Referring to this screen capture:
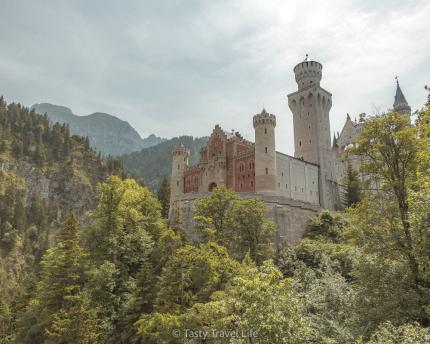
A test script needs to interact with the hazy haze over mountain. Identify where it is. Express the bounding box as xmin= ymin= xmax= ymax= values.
xmin=32 ymin=103 xmax=165 ymax=156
